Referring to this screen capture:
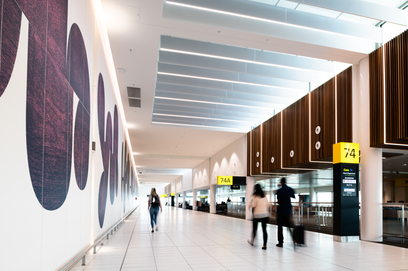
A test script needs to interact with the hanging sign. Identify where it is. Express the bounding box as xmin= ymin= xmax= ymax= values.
xmin=333 ymin=142 xmax=359 ymax=164
xmin=217 ymin=176 xmax=233 ymax=185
